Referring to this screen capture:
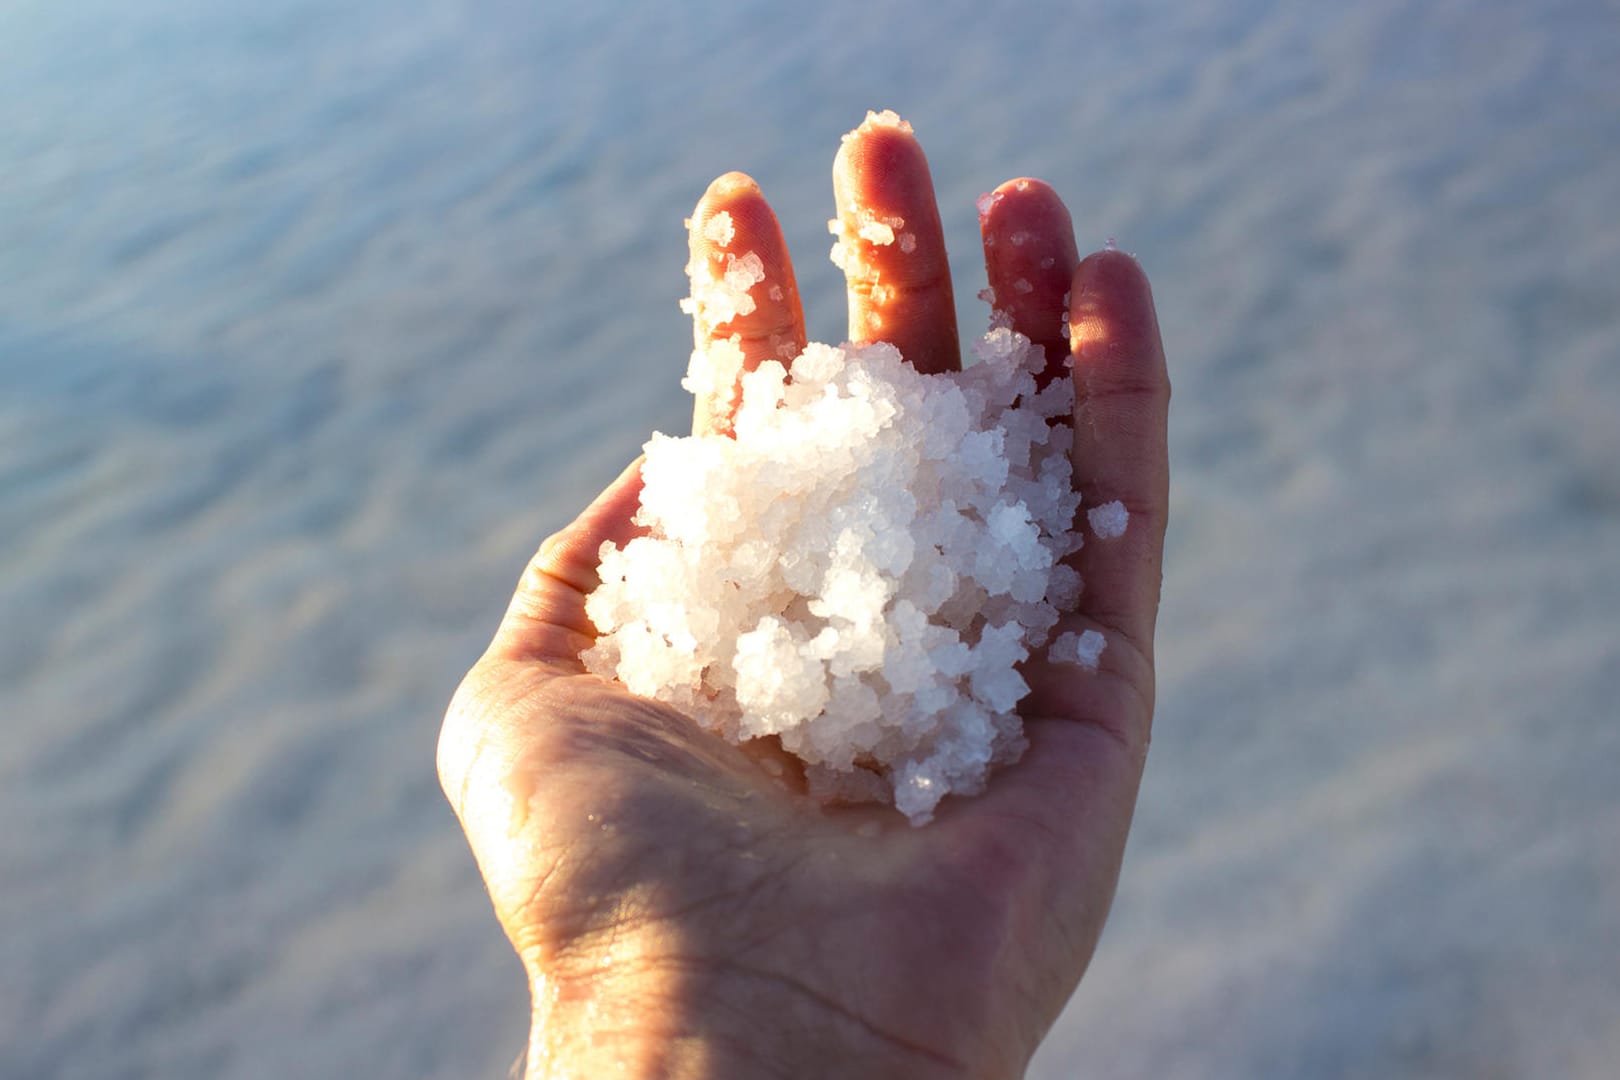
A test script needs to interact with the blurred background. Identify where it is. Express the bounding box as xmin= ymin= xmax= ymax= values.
xmin=2 ymin=1 xmax=1617 ymax=1076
